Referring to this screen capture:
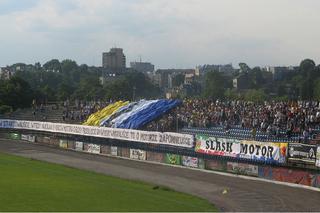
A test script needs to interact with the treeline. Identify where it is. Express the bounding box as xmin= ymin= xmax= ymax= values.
xmin=203 ymin=59 xmax=320 ymax=102
xmin=0 ymin=59 xmax=160 ymax=114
